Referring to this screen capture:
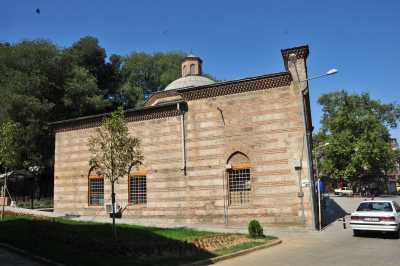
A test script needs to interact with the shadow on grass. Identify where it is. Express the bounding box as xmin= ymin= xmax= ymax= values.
xmin=0 ymin=216 xmax=214 ymax=266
